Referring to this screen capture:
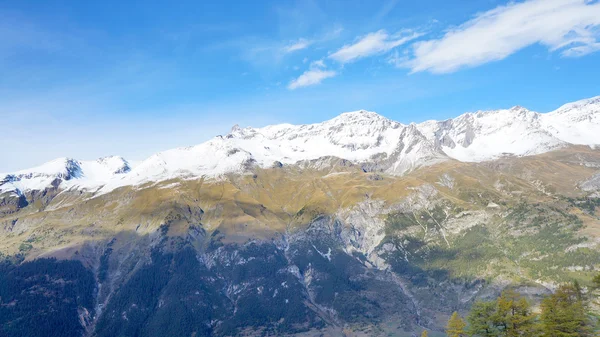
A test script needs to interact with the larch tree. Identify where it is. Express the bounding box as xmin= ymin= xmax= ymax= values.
xmin=496 ymin=289 xmax=537 ymax=337
xmin=467 ymin=300 xmax=499 ymax=337
xmin=446 ymin=311 xmax=467 ymax=337
xmin=540 ymin=284 xmax=590 ymax=337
